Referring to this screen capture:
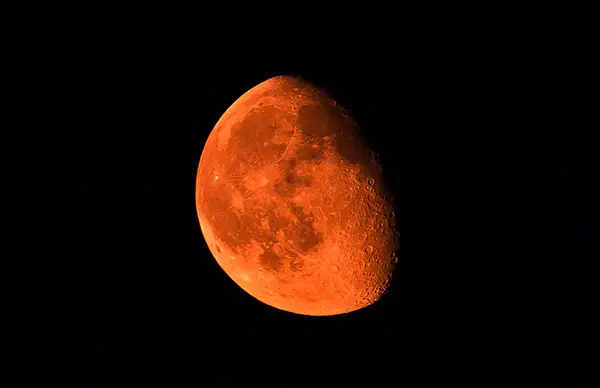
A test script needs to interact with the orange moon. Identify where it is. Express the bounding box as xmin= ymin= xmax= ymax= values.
xmin=195 ymin=75 xmax=399 ymax=316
